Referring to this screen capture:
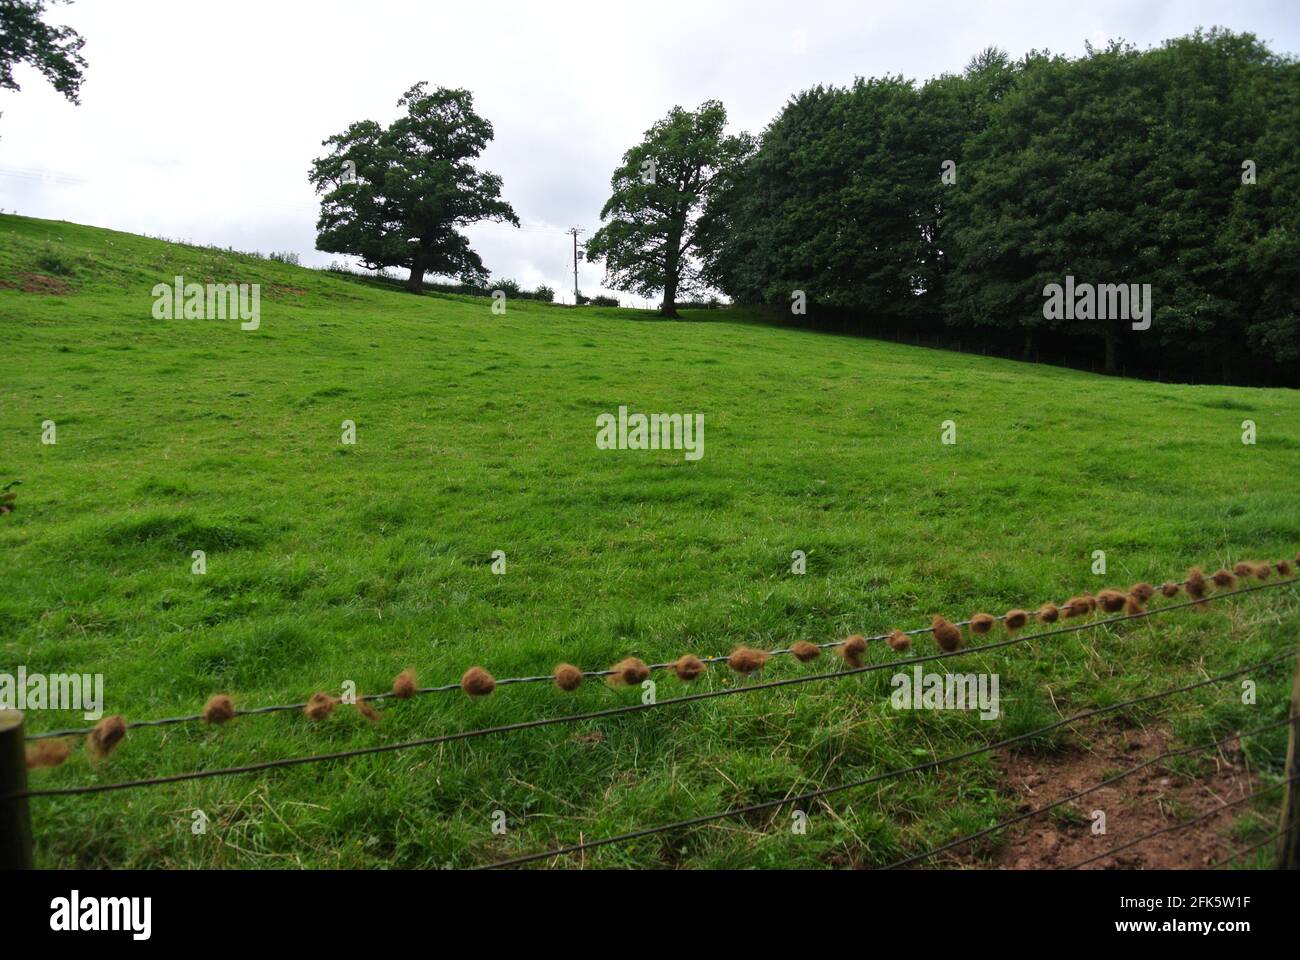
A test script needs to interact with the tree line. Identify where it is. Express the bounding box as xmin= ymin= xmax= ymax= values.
xmin=692 ymin=30 xmax=1298 ymax=385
